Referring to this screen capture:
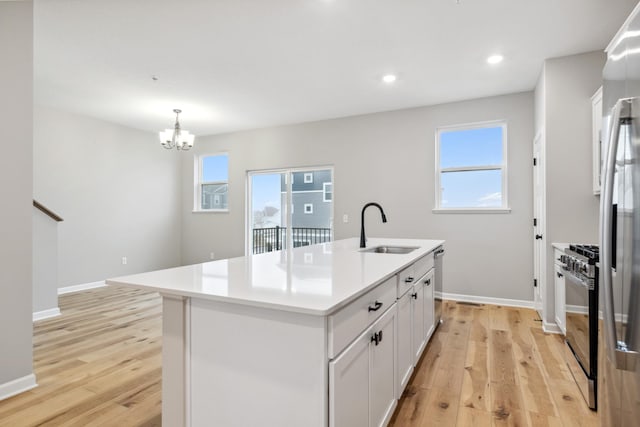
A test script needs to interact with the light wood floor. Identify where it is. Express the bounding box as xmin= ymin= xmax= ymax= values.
xmin=0 ymin=286 xmax=162 ymax=426
xmin=390 ymin=301 xmax=598 ymax=427
xmin=0 ymin=286 xmax=597 ymax=426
